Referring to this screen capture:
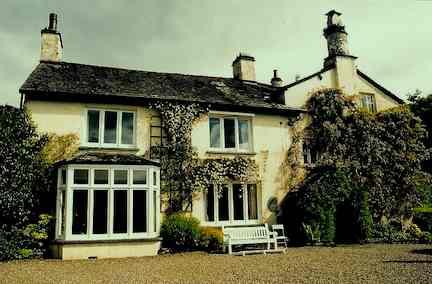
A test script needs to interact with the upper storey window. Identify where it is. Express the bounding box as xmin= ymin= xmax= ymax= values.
xmin=86 ymin=109 xmax=136 ymax=148
xmin=209 ymin=116 xmax=252 ymax=152
xmin=361 ymin=94 xmax=377 ymax=113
